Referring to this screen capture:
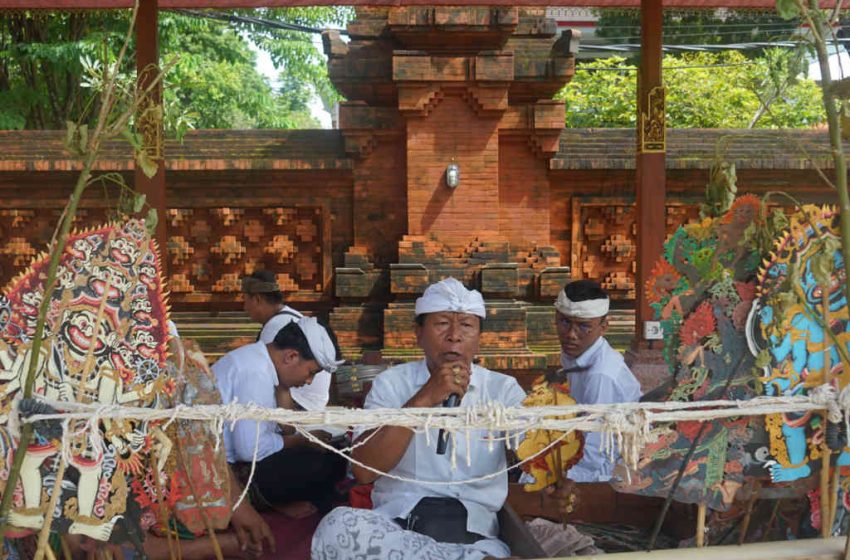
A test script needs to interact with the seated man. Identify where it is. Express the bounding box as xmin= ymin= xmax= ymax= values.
xmin=241 ymin=270 xmax=331 ymax=411
xmin=555 ymin=280 xmax=642 ymax=483
xmin=213 ymin=318 xmax=346 ymax=518
xmin=313 ymin=278 xmax=573 ymax=560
